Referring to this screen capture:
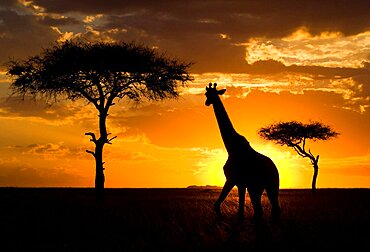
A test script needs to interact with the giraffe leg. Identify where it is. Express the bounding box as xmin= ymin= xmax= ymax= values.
xmin=266 ymin=186 xmax=281 ymax=222
xmin=214 ymin=180 xmax=234 ymax=216
xmin=248 ymin=187 xmax=264 ymax=221
xmin=237 ymin=186 xmax=246 ymax=223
